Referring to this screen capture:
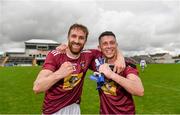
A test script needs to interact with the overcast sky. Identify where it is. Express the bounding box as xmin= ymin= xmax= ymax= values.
xmin=0 ymin=0 xmax=179 ymax=56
